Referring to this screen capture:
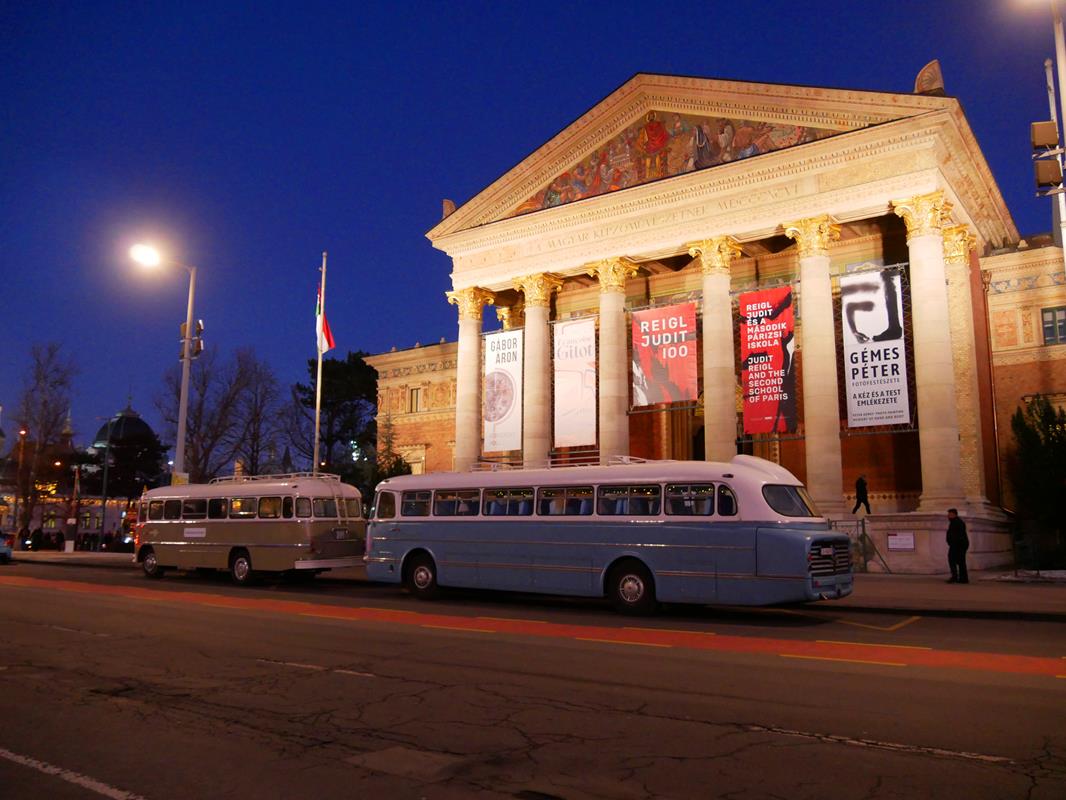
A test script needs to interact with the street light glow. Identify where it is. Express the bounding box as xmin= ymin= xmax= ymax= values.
xmin=130 ymin=244 xmax=162 ymax=267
